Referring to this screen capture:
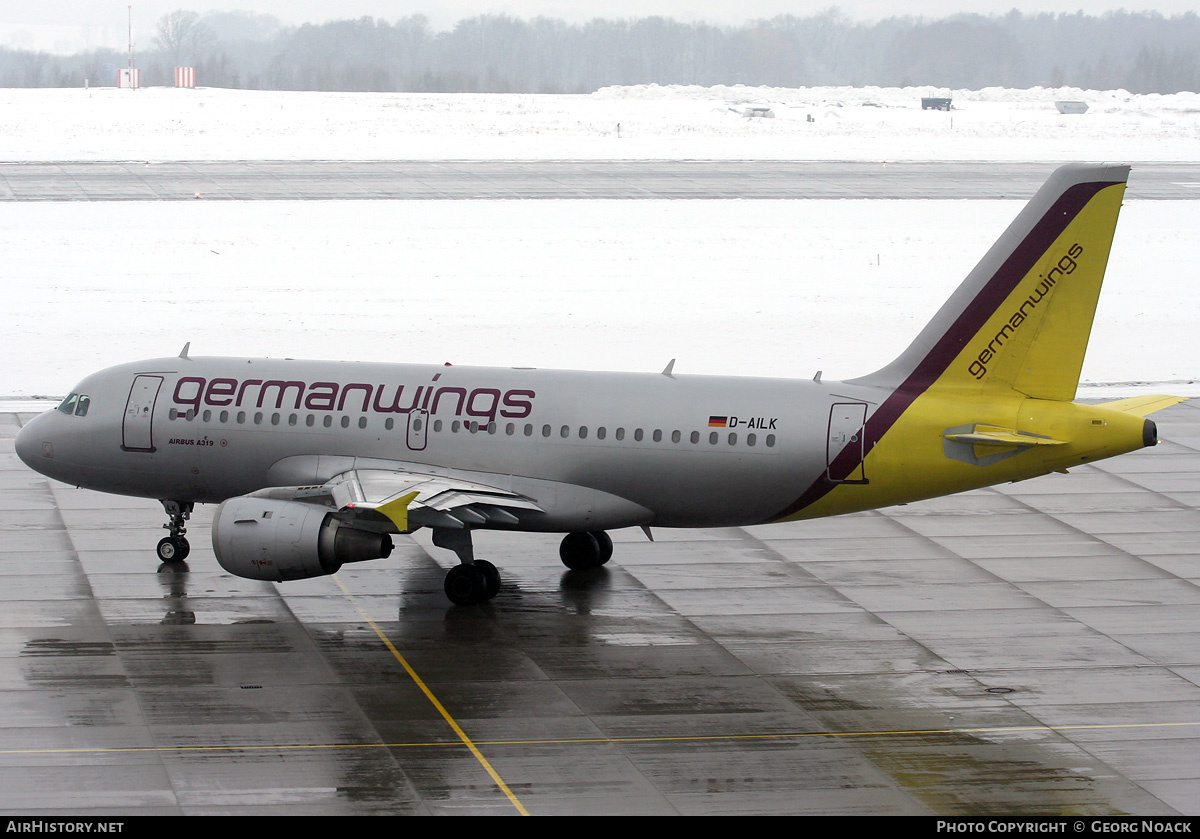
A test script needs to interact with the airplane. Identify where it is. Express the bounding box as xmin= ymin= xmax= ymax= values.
xmin=14 ymin=163 xmax=1186 ymax=605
